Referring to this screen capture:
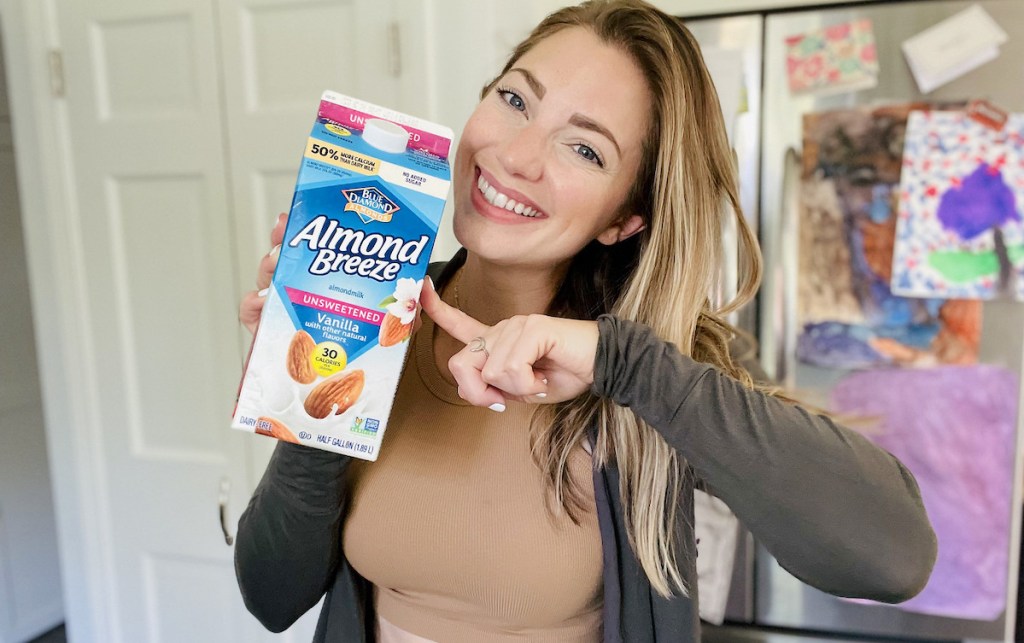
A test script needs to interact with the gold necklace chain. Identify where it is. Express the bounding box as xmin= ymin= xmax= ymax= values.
xmin=451 ymin=269 xmax=463 ymax=311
